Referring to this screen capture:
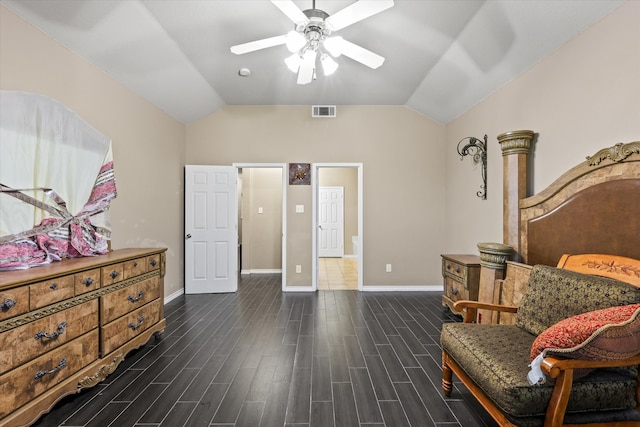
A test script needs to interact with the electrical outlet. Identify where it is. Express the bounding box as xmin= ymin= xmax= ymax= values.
xmin=296 ymin=265 xmax=302 ymax=273
xmin=386 ymin=264 xmax=392 ymax=272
